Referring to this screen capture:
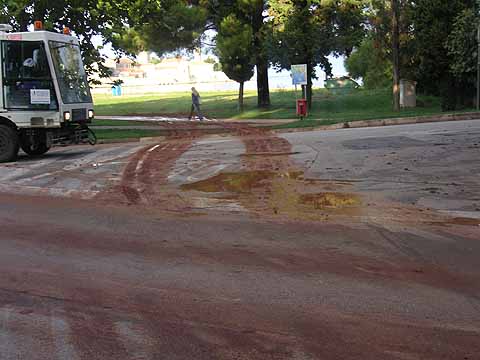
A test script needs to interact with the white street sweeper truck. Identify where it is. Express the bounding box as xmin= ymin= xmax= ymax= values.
xmin=0 ymin=21 xmax=96 ymax=162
